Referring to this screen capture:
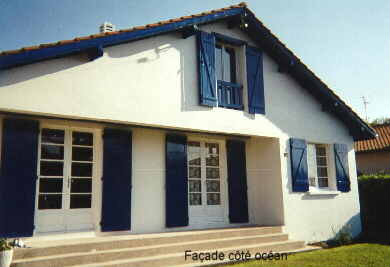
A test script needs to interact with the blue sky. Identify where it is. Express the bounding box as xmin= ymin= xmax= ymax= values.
xmin=1 ymin=0 xmax=389 ymax=121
